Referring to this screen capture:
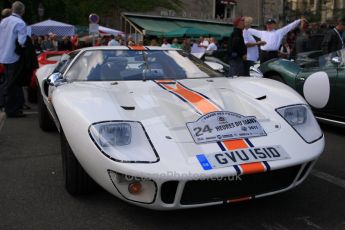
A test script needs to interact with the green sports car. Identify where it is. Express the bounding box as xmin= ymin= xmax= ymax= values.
xmin=259 ymin=49 xmax=345 ymax=126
